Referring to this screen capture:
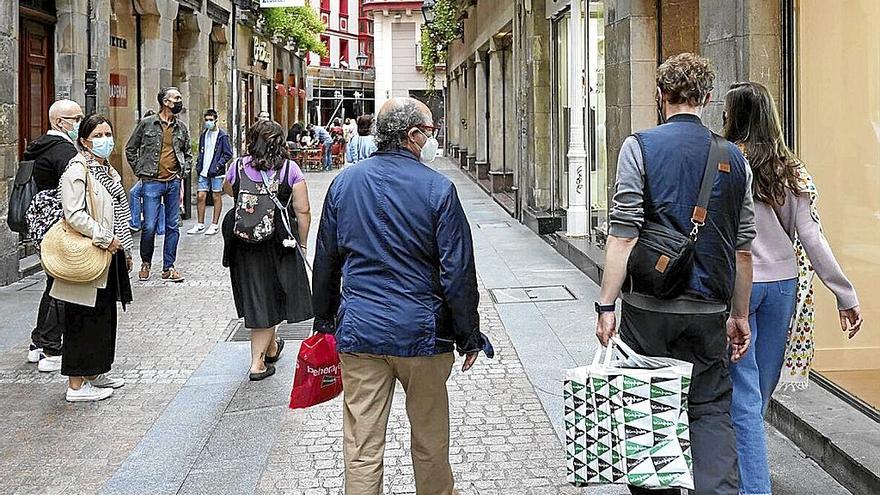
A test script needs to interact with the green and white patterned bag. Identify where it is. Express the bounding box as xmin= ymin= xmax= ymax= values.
xmin=563 ymin=337 xmax=694 ymax=489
